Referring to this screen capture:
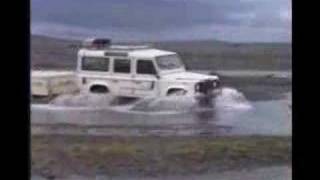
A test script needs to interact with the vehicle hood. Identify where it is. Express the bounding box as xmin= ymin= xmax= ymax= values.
xmin=162 ymin=72 xmax=219 ymax=82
